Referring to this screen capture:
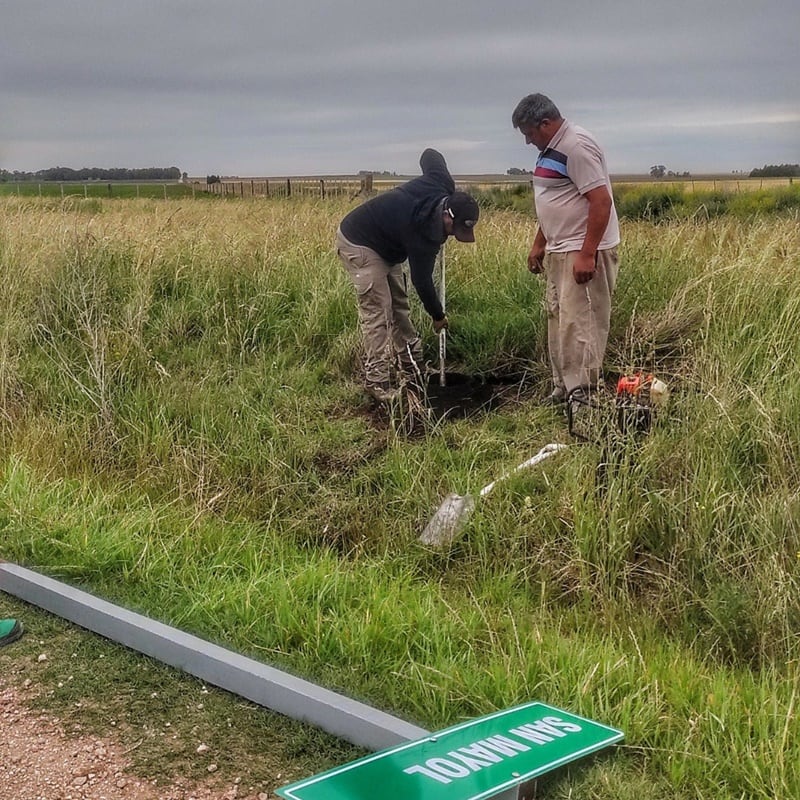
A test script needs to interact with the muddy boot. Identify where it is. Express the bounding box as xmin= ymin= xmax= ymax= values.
xmin=540 ymin=386 xmax=567 ymax=406
xmin=365 ymin=380 xmax=400 ymax=403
